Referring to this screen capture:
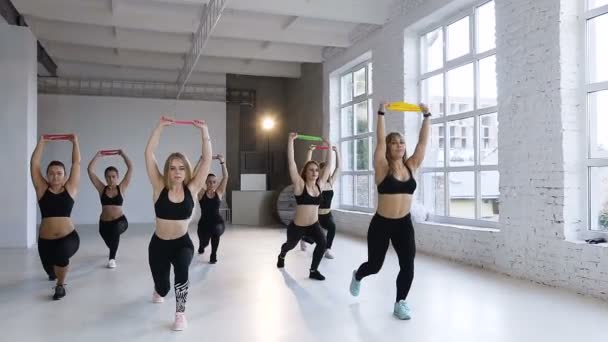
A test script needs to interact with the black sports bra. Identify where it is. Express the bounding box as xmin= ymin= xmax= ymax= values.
xmin=154 ymin=185 xmax=194 ymax=220
xmin=294 ymin=184 xmax=322 ymax=205
xmin=199 ymin=192 xmax=221 ymax=220
xmin=100 ymin=186 xmax=123 ymax=206
xmin=319 ymin=189 xmax=334 ymax=209
xmin=38 ymin=188 xmax=74 ymax=218
xmin=377 ymin=163 xmax=417 ymax=195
